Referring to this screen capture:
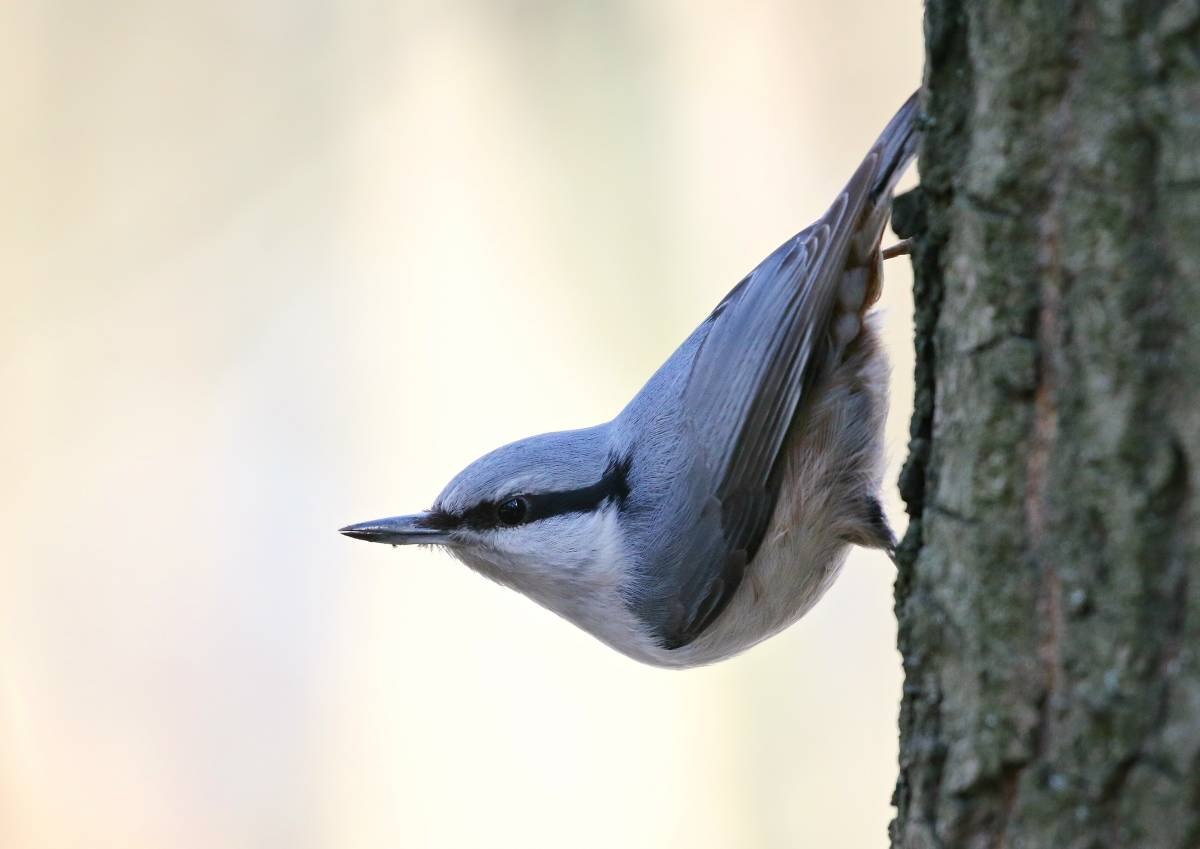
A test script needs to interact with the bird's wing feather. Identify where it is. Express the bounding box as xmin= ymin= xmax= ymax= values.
xmin=636 ymin=93 xmax=919 ymax=650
